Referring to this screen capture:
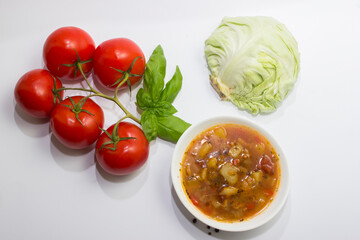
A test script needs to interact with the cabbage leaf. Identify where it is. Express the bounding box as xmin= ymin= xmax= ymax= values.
xmin=205 ymin=16 xmax=300 ymax=114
